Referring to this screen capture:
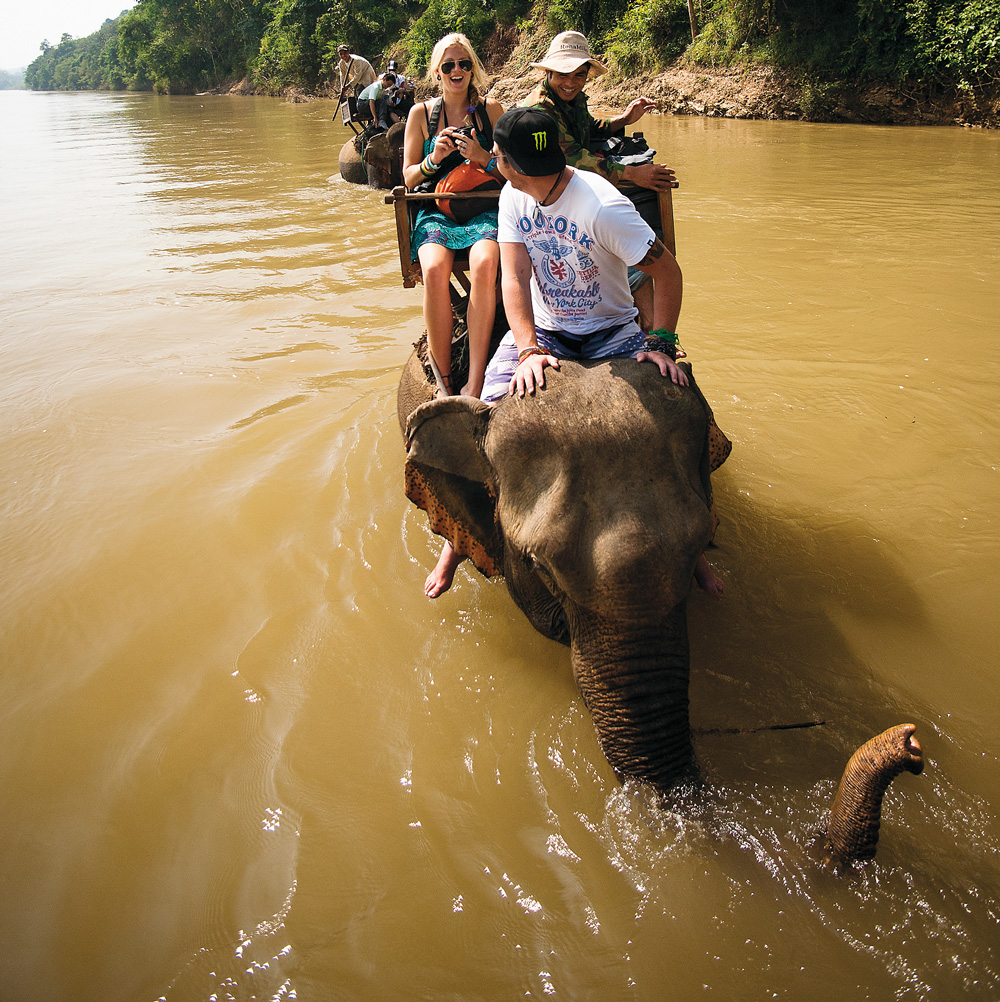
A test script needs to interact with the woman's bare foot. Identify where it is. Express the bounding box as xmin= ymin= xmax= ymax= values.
xmin=425 ymin=541 xmax=462 ymax=598
xmin=694 ymin=553 xmax=724 ymax=596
